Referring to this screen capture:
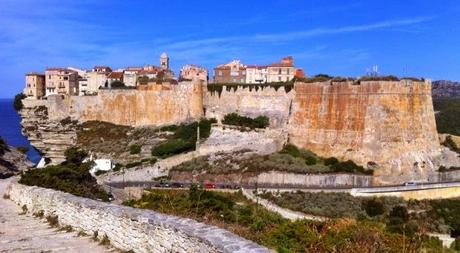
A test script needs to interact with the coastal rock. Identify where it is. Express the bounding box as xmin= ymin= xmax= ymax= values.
xmin=0 ymin=139 xmax=33 ymax=178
